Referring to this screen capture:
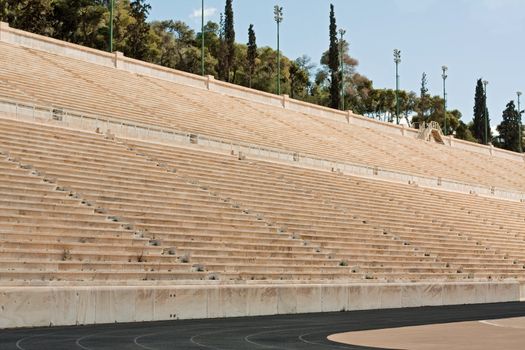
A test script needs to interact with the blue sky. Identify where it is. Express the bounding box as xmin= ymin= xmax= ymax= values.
xmin=148 ymin=0 xmax=525 ymax=127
